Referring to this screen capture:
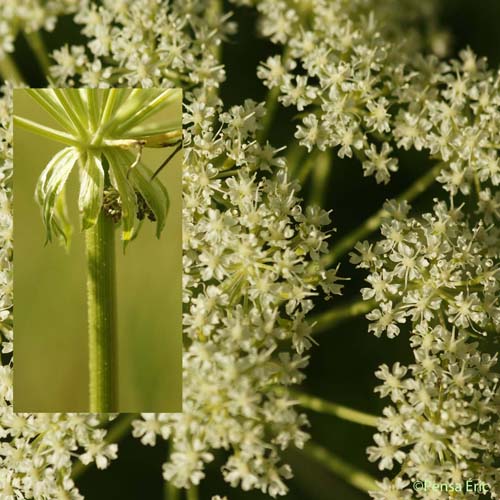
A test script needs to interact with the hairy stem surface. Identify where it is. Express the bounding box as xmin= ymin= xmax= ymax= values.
xmin=86 ymin=211 xmax=117 ymax=412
